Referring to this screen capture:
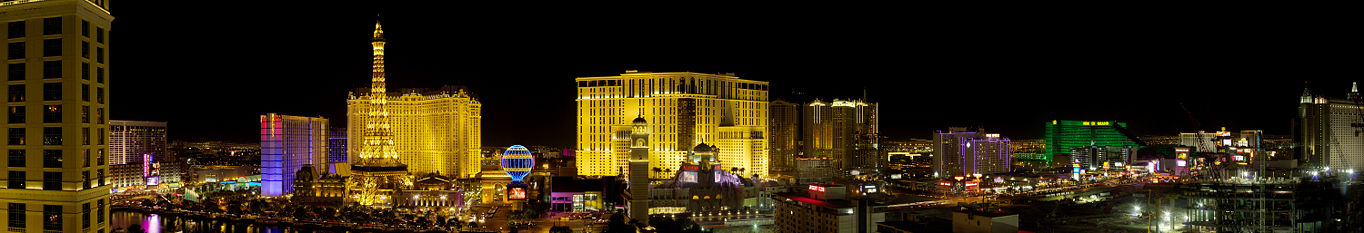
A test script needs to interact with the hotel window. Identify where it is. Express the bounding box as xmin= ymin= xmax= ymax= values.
xmin=42 ymin=172 xmax=60 ymax=190
xmin=83 ymin=149 xmax=89 ymax=167
xmin=4 ymin=85 xmax=18 ymax=102
xmin=81 ymin=20 xmax=89 ymax=37
xmin=7 ymin=171 xmax=24 ymax=189
xmin=43 ymin=83 xmax=60 ymax=100
xmin=81 ymin=84 xmax=88 ymax=101
xmin=96 ymin=149 xmax=104 ymax=166
xmin=96 ymin=47 xmax=103 ymax=63
xmin=42 ymin=127 xmax=60 ymax=146
xmin=8 ymin=128 xmax=23 ymax=145
xmin=8 ymin=42 xmax=24 ymax=59
xmin=42 ymin=17 xmax=61 ymax=35
xmin=6 ymin=203 xmax=22 ymax=230
xmin=42 ymin=205 xmax=60 ymax=231
xmin=97 ymin=199 xmax=104 ymax=223
xmin=81 ymin=62 xmax=89 ymax=79
xmin=7 ymin=21 xmax=24 ymax=38
xmin=81 ymin=42 xmax=89 ymax=59
xmin=96 ymin=87 xmax=103 ymax=104
xmin=96 ymin=108 xmax=103 ymax=124
xmin=42 ymin=150 xmax=60 ymax=168
xmin=42 ymin=61 xmax=60 ymax=78
xmin=82 ymin=127 xmax=88 ymax=145
xmin=7 ymin=150 xmax=22 ymax=167
xmin=96 ymin=128 xmax=103 ymax=144
xmin=96 ymin=168 xmax=104 ymax=185
xmin=7 ymin=106 xmax=22 ymax=123
xmin=44 ymin=105 xmax=60 ymax=123
xmin=95 ymin=28 xmax=103 ymax=43
xmin=81 ymin=203 xmax=90 ymax=229
xmin=81 ymin=106 xmax=88 ymax=123
xmin=7 ymin=63 xmax=22 ymax=81
xmin=42 ymin=39 xmax=60 ymax=57
xmin=81 ymin=171 xmax=89 ymax=190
